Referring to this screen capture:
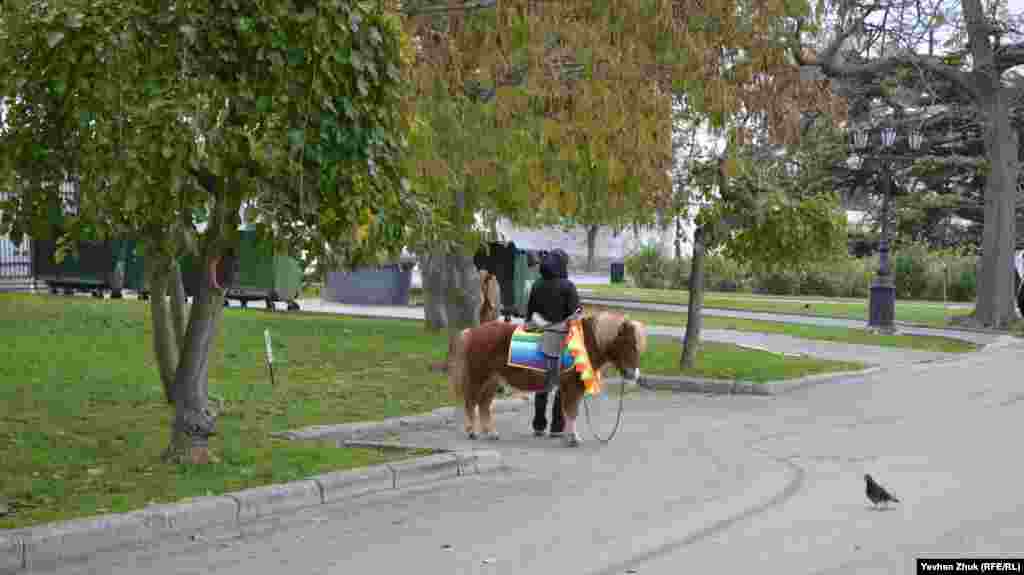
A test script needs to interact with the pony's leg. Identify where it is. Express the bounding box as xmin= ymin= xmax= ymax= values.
xmin=478 ymin=375 xmax=500 ymax=440
xmin=463 ymin=394 xmax=479 ymax=439
xmin=560 ymin=381 xmax=585 ymax=447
